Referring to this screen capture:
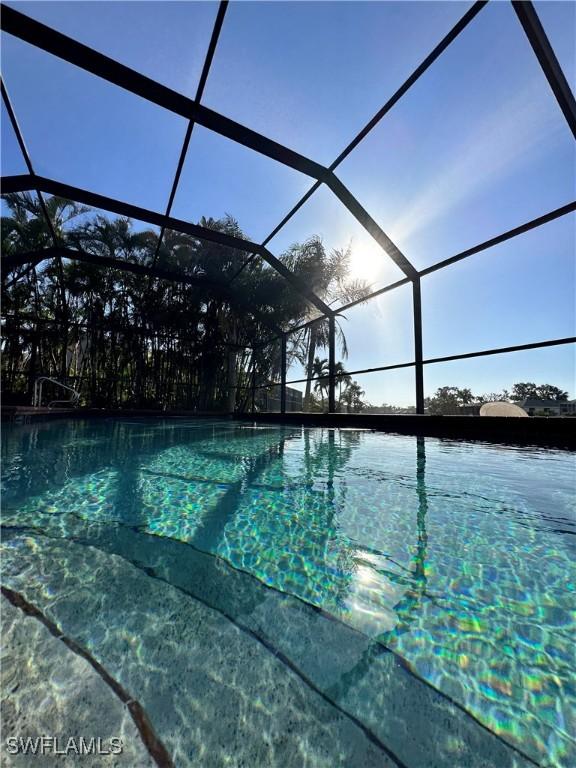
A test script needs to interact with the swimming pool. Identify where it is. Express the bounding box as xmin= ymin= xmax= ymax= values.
xmin=1 ymin=418 xmax=574 ymax=767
